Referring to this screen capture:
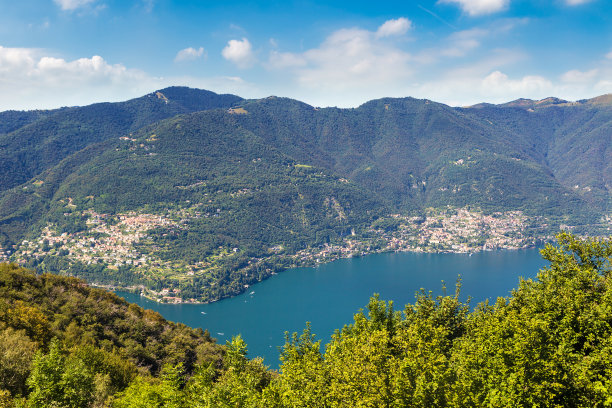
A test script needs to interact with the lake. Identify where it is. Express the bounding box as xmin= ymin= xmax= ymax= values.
xmin=117 ymin=248 xmax=547 ymax=367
